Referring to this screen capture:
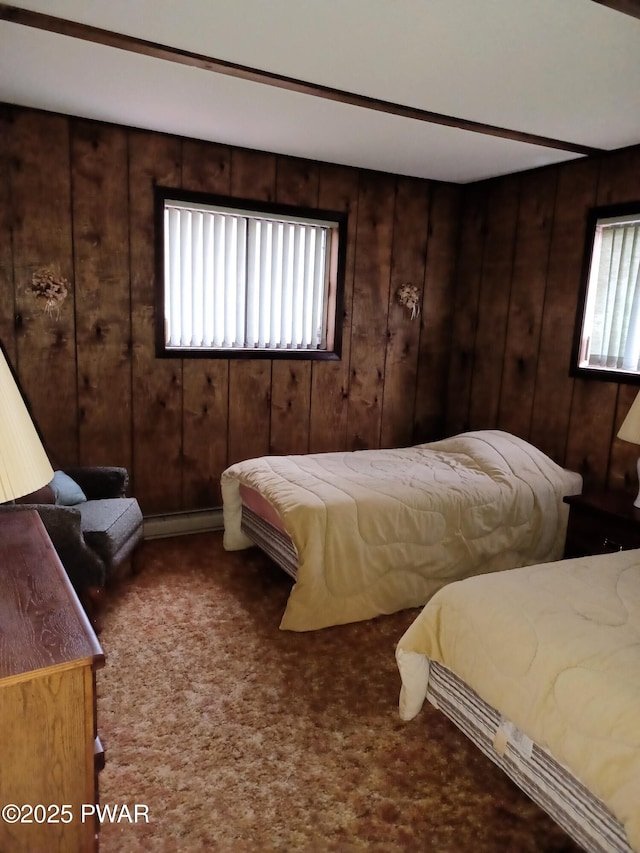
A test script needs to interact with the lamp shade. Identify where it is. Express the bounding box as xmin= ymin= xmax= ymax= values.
xmin=618 ymin=391 xmax=640 ymax=446
xmin=0 ymin=348 xmax=54 ymax=502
